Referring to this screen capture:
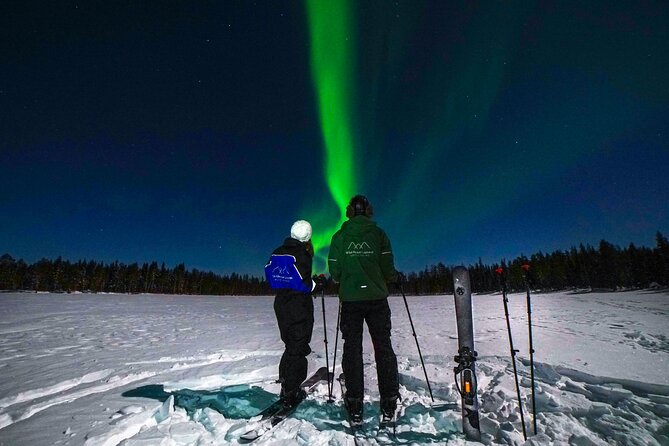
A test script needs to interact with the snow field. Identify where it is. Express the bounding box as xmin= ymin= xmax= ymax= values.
xmin=0 ymin=291 xmax=667 ymax=445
